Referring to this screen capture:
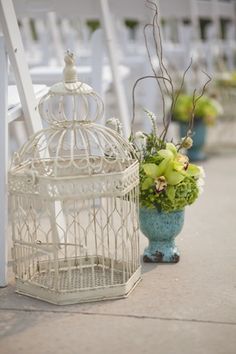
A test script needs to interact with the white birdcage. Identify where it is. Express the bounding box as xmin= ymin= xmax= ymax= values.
xmin=9 ymin=51 xmax=141 ymax=305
